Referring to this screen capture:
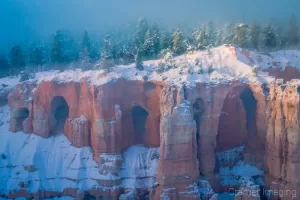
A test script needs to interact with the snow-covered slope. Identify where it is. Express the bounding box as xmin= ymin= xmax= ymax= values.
xmin=2 ymin=45 xmax=297 ymax=92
